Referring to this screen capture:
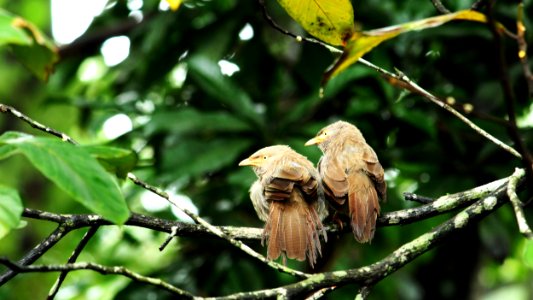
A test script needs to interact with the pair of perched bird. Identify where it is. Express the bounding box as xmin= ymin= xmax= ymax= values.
xmin=239 ymin=121 xmax=387 ymax=267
